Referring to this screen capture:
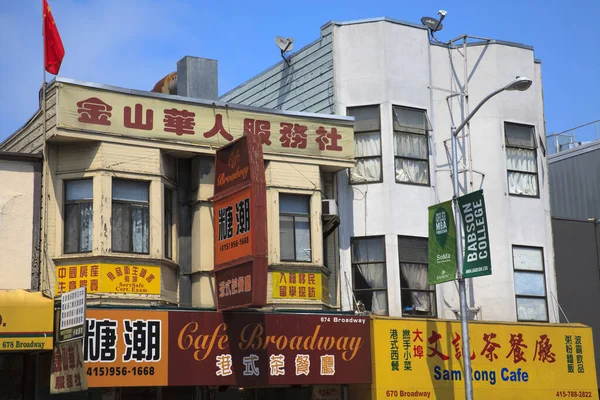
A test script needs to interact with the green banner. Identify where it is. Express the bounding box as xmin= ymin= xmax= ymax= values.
xmin=428 ymin=200 xmax=457 ymax=285
xmin=457 ymin=189 xmax=492 ymax=278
